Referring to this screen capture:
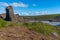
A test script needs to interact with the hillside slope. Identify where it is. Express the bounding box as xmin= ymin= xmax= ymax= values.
xmin=0 ymin=26 xmax=59 ymax=40
xmin=0 ymin=18 xmax=60 ymax=40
